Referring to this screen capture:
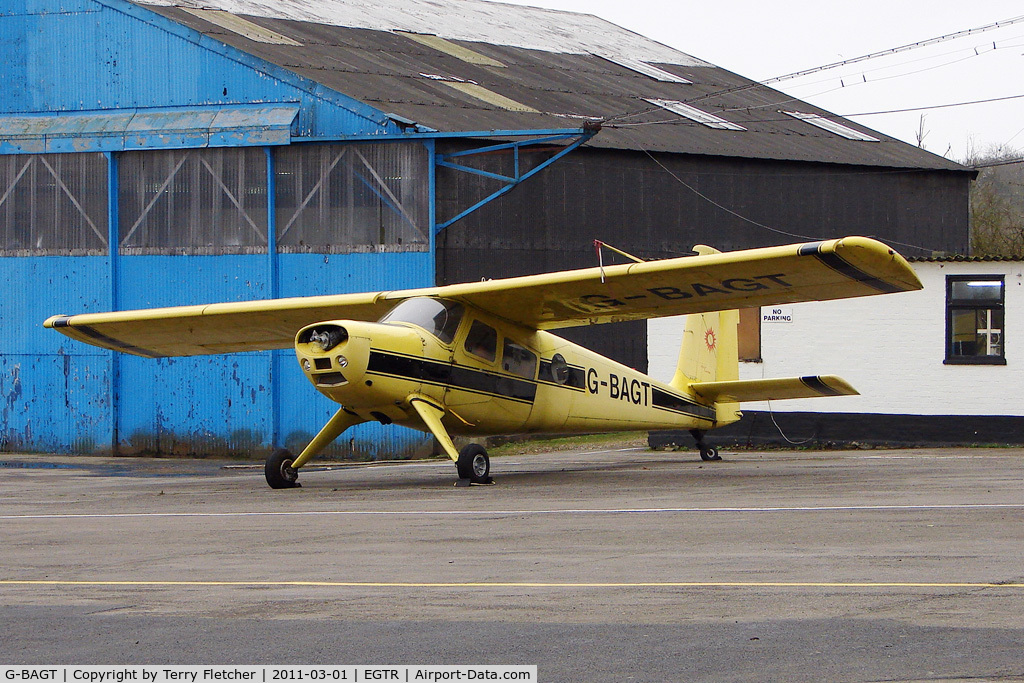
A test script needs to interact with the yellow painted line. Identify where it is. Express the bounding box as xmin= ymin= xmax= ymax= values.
xmin=2 ymin=580 xmax=1022 ymax=588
